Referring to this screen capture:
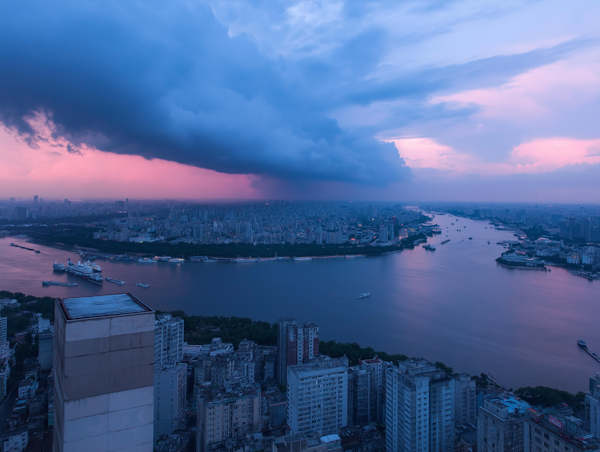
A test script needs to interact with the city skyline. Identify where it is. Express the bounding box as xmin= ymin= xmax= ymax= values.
xmin=1 ymin=1 xmax=600 ymax=202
